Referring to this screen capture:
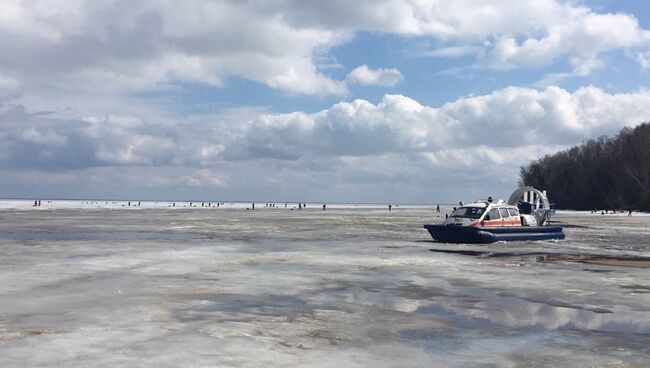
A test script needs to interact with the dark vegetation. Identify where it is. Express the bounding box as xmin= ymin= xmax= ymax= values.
xmin=520 ymin=122 xmax=650 ymax=211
